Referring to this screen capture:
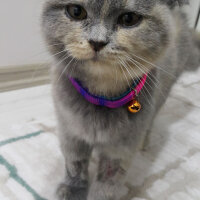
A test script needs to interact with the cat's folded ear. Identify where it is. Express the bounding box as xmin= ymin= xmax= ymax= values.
xmin=161 ymin=0 xmax=189 ymax=8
